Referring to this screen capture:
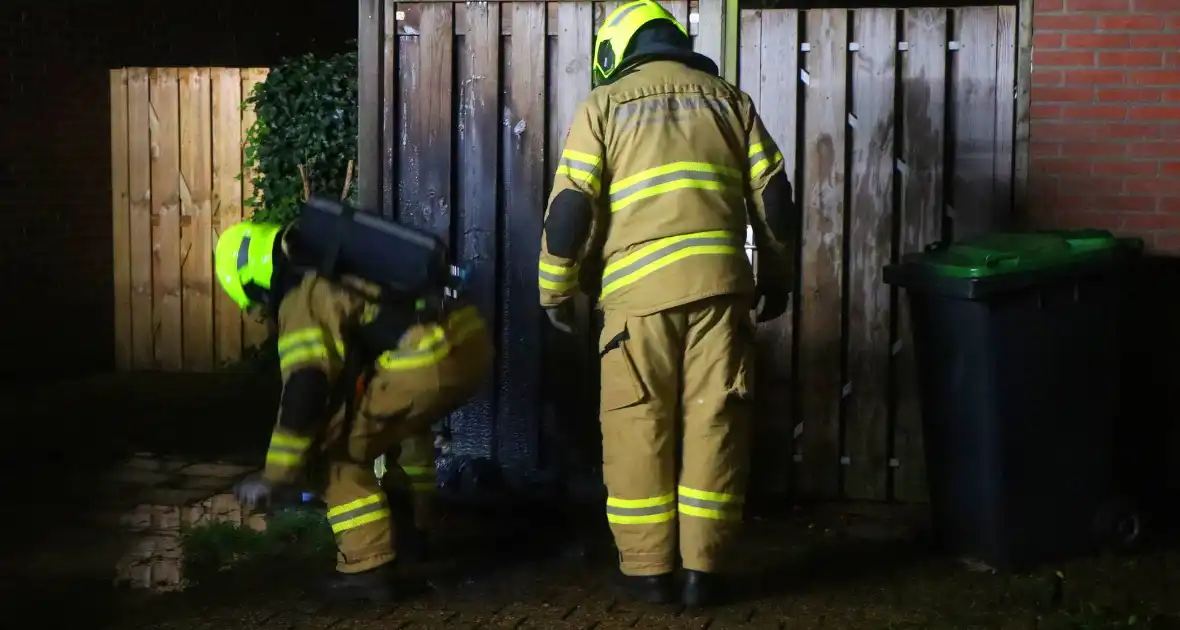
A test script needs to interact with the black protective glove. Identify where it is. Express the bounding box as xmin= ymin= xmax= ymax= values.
xmin=545 ymin=301 xmax=576 ymax=335
xmin=233 ymin=474 xmax=274 ymax=511
xmin=754 ymin=285 xmax=789 ymax=323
